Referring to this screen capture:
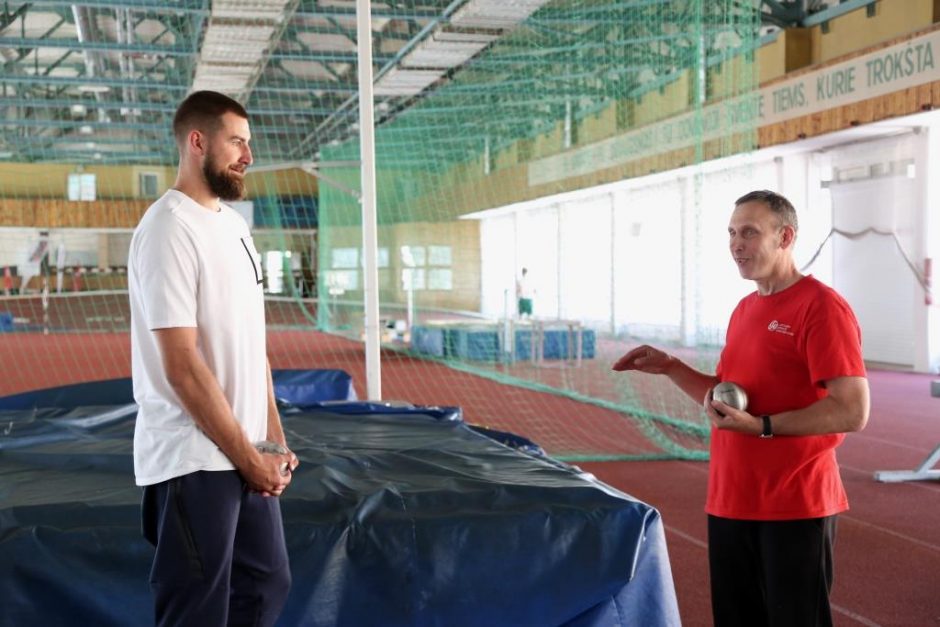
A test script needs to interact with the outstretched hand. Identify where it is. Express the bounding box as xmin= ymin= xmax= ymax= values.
xmin=612 ymin=345 xmax=674 ymax=374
